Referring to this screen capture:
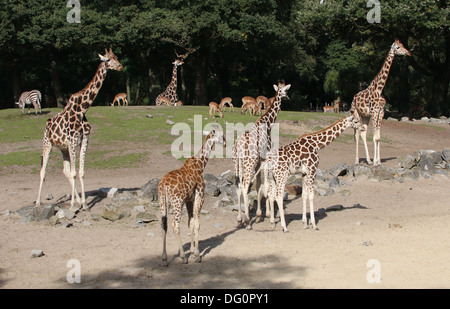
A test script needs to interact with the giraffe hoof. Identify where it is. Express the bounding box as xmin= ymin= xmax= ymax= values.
xmin=270 ymin=222 xmax=276 ymax=229
xmin=181 ymin=257 xmax=188 ymax=264
xmin=161 ymin=260 xmax=169 ymax=267
xmin=245 ymin=224 xmax=252 ymax=230
xmin=194 ymin=255 xmax=202 ymax=263
xmin=283 ymin=229 xmax=289 ymax=233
